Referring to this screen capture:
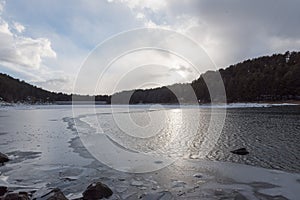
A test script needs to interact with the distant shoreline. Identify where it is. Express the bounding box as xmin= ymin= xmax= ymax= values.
xmin=1 ymin=100 xmax=300 ymax=108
